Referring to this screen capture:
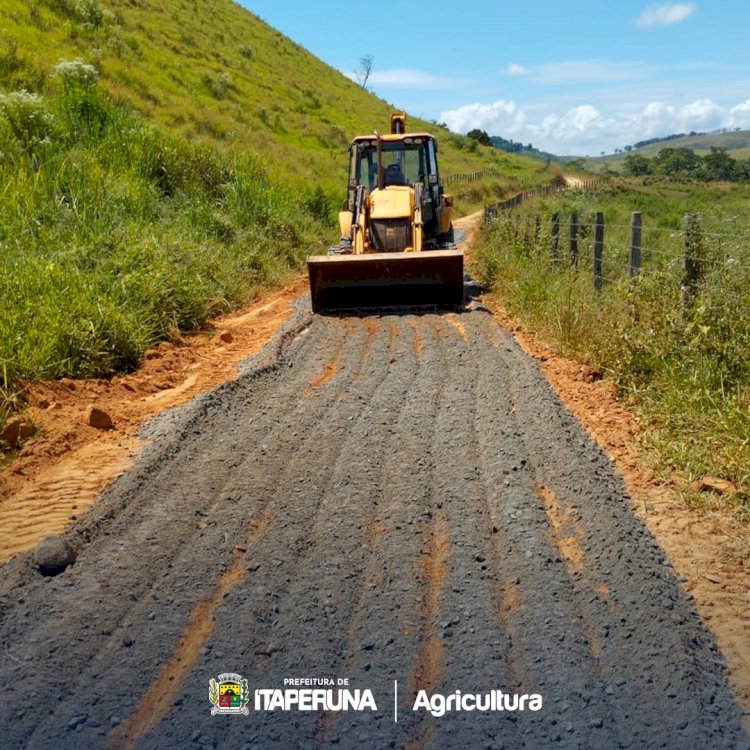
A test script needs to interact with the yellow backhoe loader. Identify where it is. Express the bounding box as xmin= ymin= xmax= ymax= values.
xmin=307 ymin=113 xmax=464 ymax=312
